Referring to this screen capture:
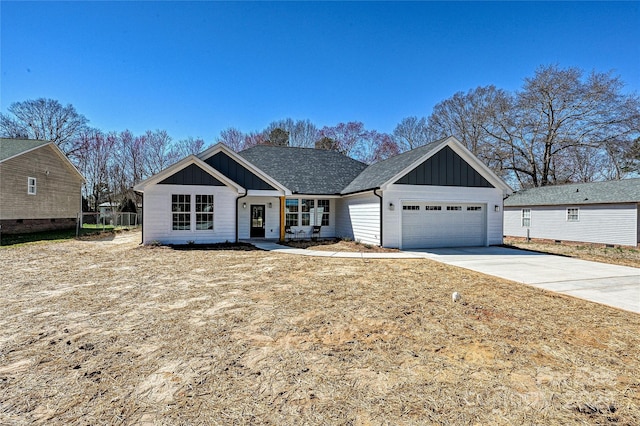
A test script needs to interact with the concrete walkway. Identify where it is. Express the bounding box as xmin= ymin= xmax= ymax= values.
xmin=248 ymin=241 xmax=640 ymax=314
